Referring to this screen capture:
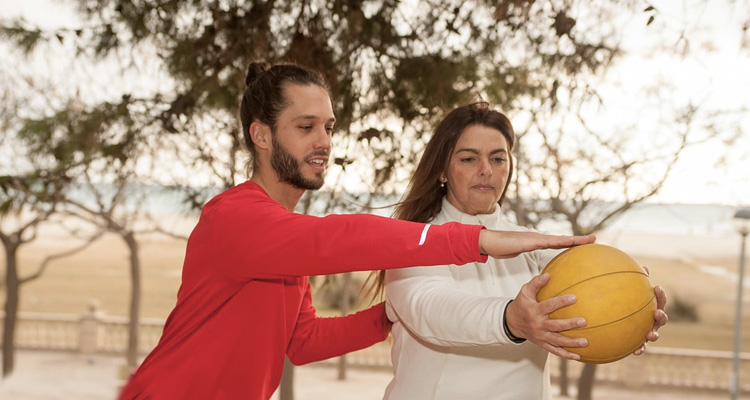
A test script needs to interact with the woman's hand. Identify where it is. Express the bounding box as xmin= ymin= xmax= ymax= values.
xmin=504 ymin=273 xmax=588 ymax=361
xmin=633 ymin=284 xmax=669 ymax=356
